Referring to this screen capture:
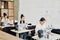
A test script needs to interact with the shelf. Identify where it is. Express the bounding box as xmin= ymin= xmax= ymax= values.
xmin=8 ymin=2 xmax=14 ymax=9
xmin=9 ymin=9 xmax=14 ymax=16
xmin=1 ymin=0 xmax=14 ymax=2
xmin=4 ymin=1 xmax=8 ymax=9
xmin=8 ymin=0 xmax=14 ymax=1
xmin=9 ymin=16 xmax=14 ymax=20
